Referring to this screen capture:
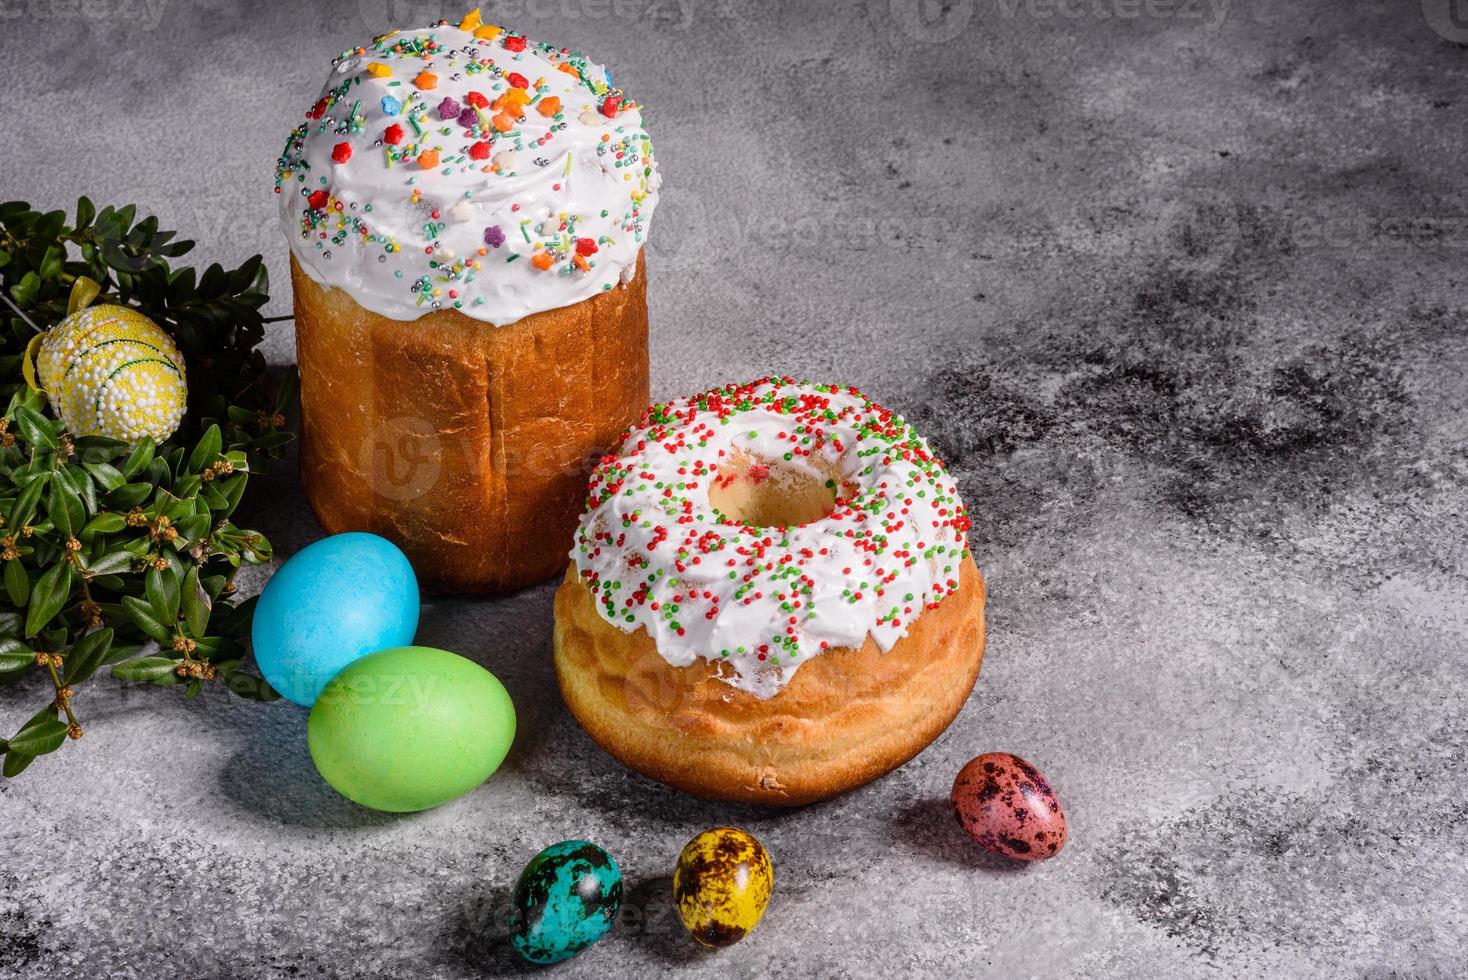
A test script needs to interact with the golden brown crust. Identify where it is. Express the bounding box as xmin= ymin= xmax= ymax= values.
xmin=291 ymin=254 xmax=649 ymax=594
xmin=553 ymin=554 xmax=986 ymax=805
